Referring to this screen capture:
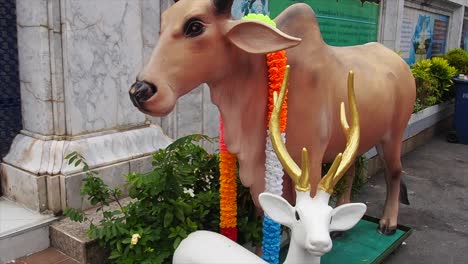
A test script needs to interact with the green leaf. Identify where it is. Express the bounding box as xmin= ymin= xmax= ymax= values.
xmin=175 ymin=208 xmax=184 ymax=222
xmin=173 ymin=237 xmax=181 ymax=250
xmin=164 ymin=212 xmax=174 ymax=228
xmin=68 ymin=156 xmax=77 ymax=165
xmin=109 ymin=252 xmax=122 ymax=260
xmin=65 ymin=152 xmax=76 ymax=160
